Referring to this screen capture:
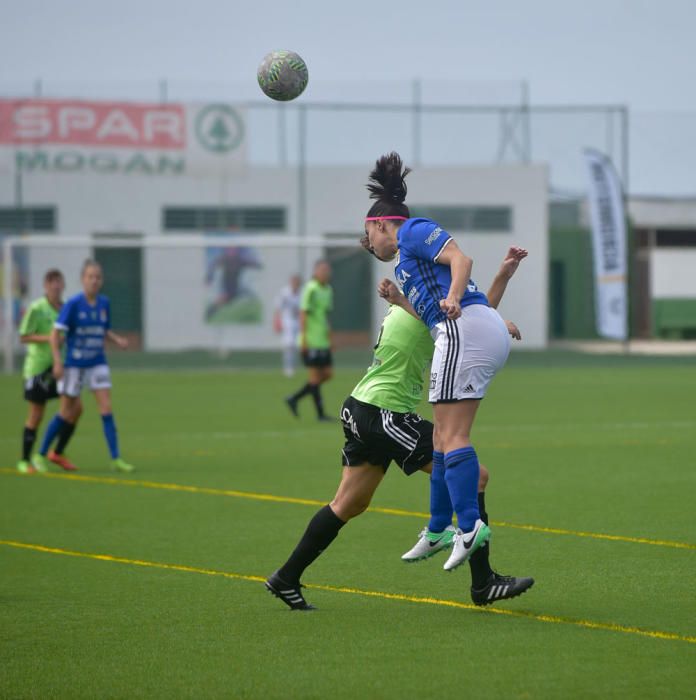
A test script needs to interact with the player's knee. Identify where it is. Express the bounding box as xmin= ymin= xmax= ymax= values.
xmin=331 ymin=494 xmax=370 ymax=520
xmin=478 ymin=464 xmax=489 ymax=490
